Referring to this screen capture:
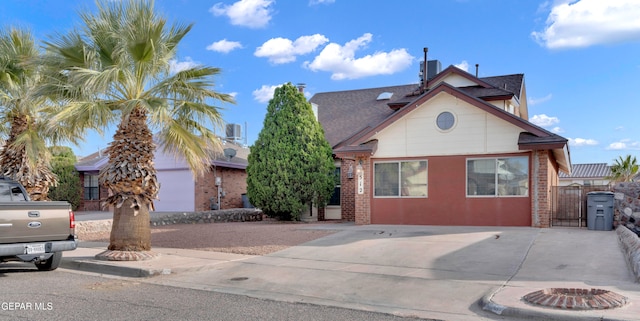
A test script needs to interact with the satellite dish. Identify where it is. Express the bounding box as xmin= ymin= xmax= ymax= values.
xmin=223 ymin=148 xmax=236 ymax=160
